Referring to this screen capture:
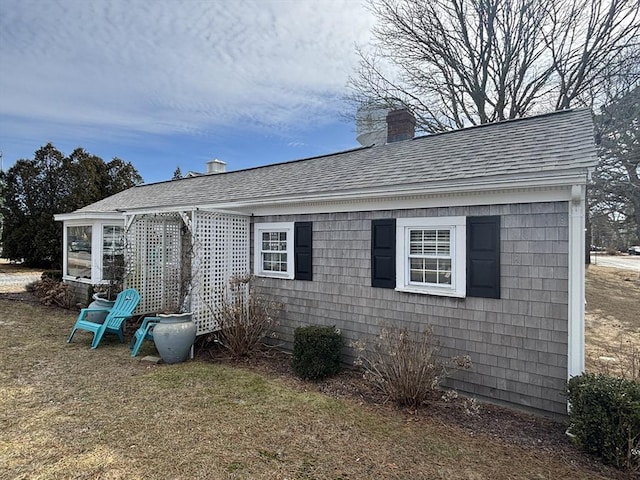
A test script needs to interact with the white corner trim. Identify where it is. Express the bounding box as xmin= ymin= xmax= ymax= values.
xmin=567 ymin=185 xmax=586 ymax=382
xmin=570 ymin=185 xmax=582 ymax=204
